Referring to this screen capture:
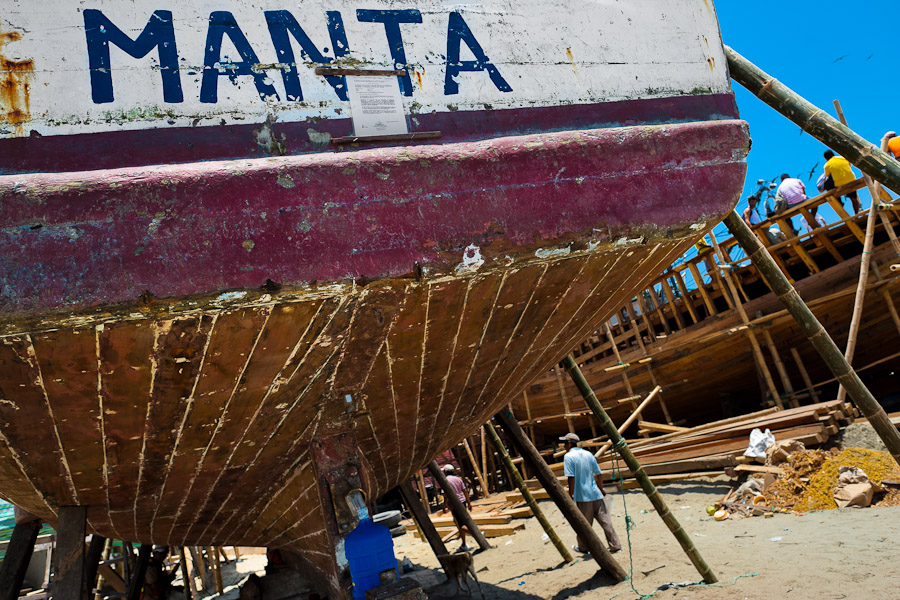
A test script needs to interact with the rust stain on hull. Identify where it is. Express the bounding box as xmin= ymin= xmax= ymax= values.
xmin=0 ymin=31 xmax=32 ymax=137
